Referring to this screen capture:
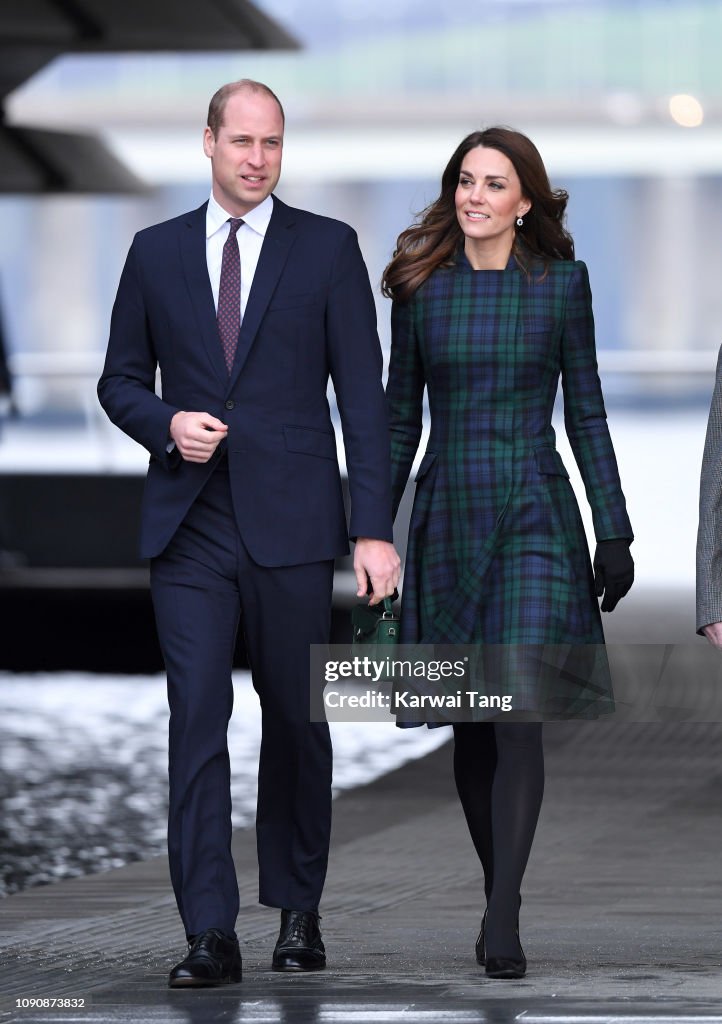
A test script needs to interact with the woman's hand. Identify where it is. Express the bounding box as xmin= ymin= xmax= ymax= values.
xmin=593 ymin=539 xmax=634 ymax=612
